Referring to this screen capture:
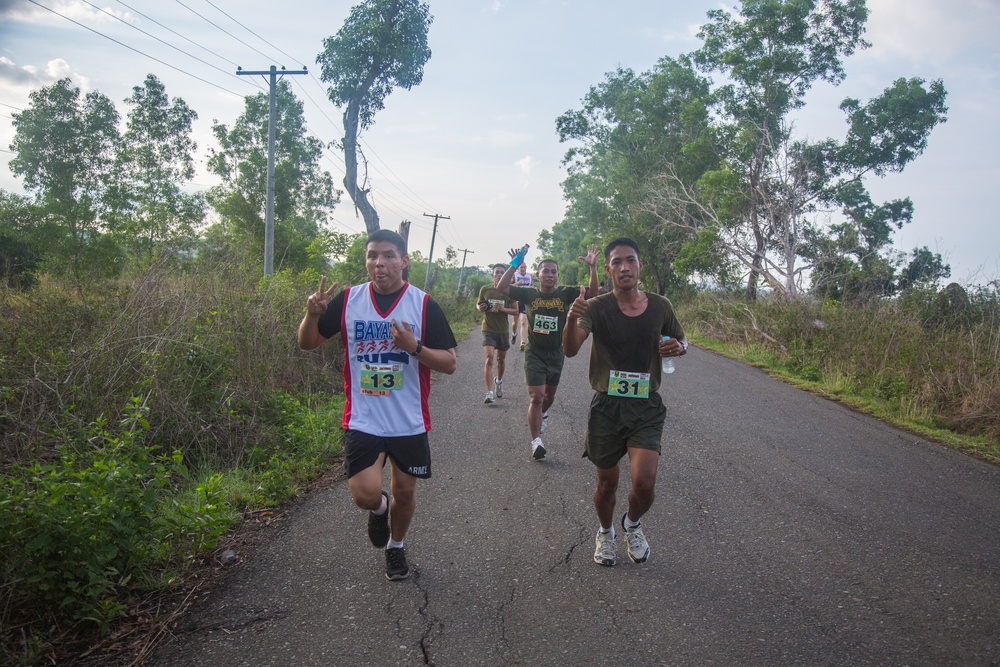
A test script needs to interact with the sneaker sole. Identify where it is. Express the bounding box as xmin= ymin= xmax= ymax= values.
xmin=386 ymin=570 xmax=411 ymax=581
xmin=594 ymin=555 xmax=616 ymax=567
xmin=532 ymin=445 xmax=546 ymax=460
